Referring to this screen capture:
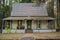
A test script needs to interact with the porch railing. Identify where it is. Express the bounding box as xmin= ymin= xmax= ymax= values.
xmin=33 ymin=29 xmax=56 ymax=33
xmin=2 ymin=29 xmax=25 ymax=33
xmin=2 ymin=29 xmax=56 ymax=33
